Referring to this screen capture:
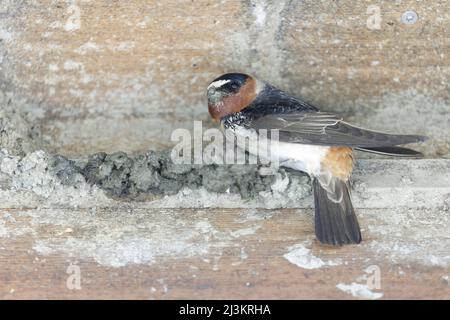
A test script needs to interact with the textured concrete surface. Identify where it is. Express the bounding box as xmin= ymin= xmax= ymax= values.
xmin=0 ymin=0 xmax=449 ymax=299
xmin=1 ymin=149 xmax=449 ymax=210
xmin=0 ymin=0 xmax=448 ymax=156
